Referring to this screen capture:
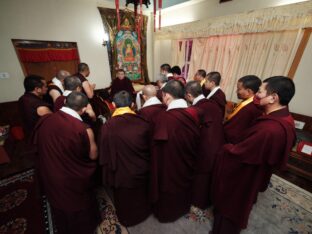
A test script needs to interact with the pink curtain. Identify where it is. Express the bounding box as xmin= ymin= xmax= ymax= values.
xmin=188 ymin=30 xmax=302 ymax=101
